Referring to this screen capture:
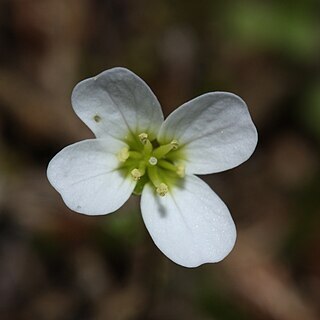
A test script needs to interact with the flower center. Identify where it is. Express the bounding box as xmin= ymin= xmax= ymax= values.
xmin=117 ymin=132 xmax=185 ymax=196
